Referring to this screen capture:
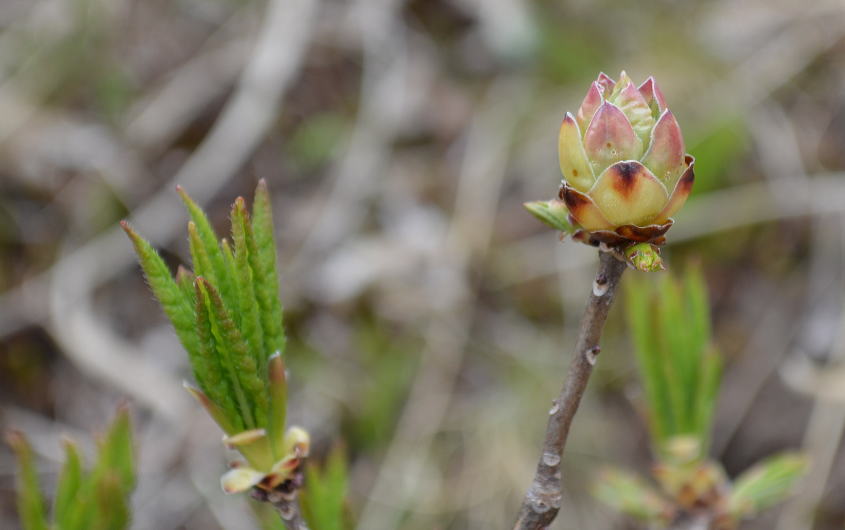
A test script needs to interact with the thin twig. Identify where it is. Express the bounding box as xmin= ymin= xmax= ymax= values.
xmin=668 ymin=514 xmax=712 ymax=530
xmin=513 ymin=250 xmax=627 ymax=530
xmin=251 ymin=485 xmax=310 ymax=530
